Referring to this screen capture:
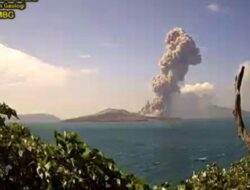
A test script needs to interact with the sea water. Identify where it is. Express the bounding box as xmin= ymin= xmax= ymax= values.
xmin=25 ymin=118 xmax=248 ymax=185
